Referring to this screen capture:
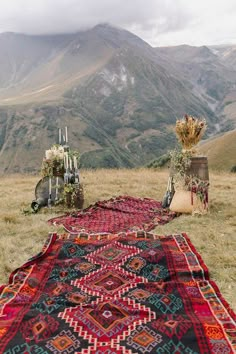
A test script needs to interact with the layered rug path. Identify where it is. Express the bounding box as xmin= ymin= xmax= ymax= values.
xmin=48 ymin=195 xmax=176 ymax=234
xmin=0 ymin=232 xmax=235 ymax=353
